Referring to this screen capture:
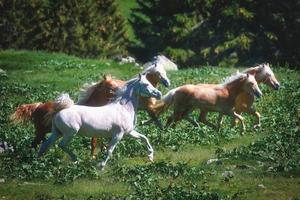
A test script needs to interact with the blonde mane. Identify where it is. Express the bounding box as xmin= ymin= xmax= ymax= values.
xmin=221 ymin=72 xmax=246 ymax=86
xmin=76 ymin=82 xmax=100 ymax=105
xmin=242 ymin=63 xmax=269 ymax=74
